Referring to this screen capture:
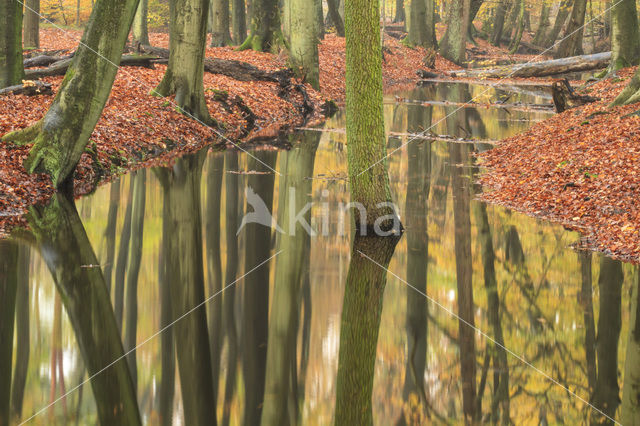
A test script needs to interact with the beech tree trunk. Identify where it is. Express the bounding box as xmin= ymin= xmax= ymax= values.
xmin=23 ymin=0 xmax=40 ymax=49
xmin=439 ymin=0 xmax=470 ymax=65
xmin=608 ymin=0 xmax=640 ymax=71
xmin=327 ymin=0 xmax=345 ymax=36
xmin=532 ymin=0 xmax=550 ymax=46
xmin=232 ymin=0 xmax=246 ymax=43
xmin=491 ymin=0 xmax=509 ymax=46
xmin=555 ymin=0 xmax=587 ymax=58
xmin=156 ymin=0 xmax=214 ymax=125
xmin=345 ymin=0 xmax=396 ymax=229
xmin=210 ymin=0 xmax=232 ymax=46
xmin=621 ymin=273 xmax=640 ymax=425
xmin=287 ymin=0 xmax=320 ymax=89
xmin=543 ymin=0 xmax=572 ymax=48
xmin=132 ymin=0 xmax=150 ymax=45
xmin=238 ymin=0 xmax=284 ymax=51
xmin=408 ymin=0 xmax=437 ymax=48
xmin=0 ymin=0 xmax=24 ymax=88
xmin=0 ymin=241 xmax=18 ymax=426
xmin=1 ymin=0 xmax=140 ymax=188
xmin=394 ymin=0 xmax=405 ymax=23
